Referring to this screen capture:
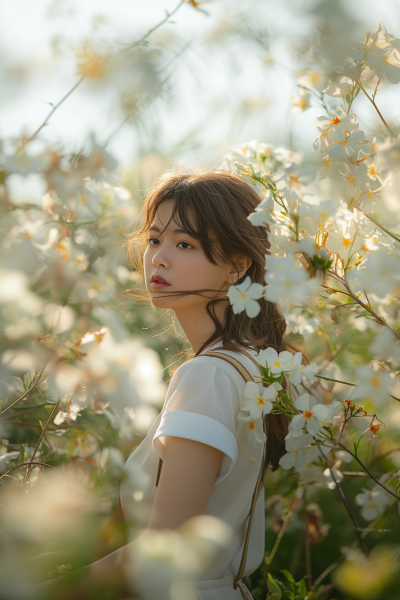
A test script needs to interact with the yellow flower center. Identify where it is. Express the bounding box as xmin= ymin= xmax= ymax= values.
xmin=273 ymin=360 xmax=281 ymax=369
xmin=303 ymin=409 xmax=314 ymax=420
xmin=330 ymin=117 xmax=341 ymax=125
xmin=256 ymin=396 xmax=265 ymax=405
xmin=348 ymin=176 xmax=356 ymax=185
xmin=342 ymin=237 xmax=352 ymax=248
xmin=240 ymin=291 xmax=247 ymax=300
xmin=248 ymin=421 xmax=255 ymax=430
xmin=290 ymin=175 xmax=299 ymax=185
xmin=370 ymin=375 xmax=380 ymax=387
xmin=367 ymin=164 xmax=377 ymax=178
